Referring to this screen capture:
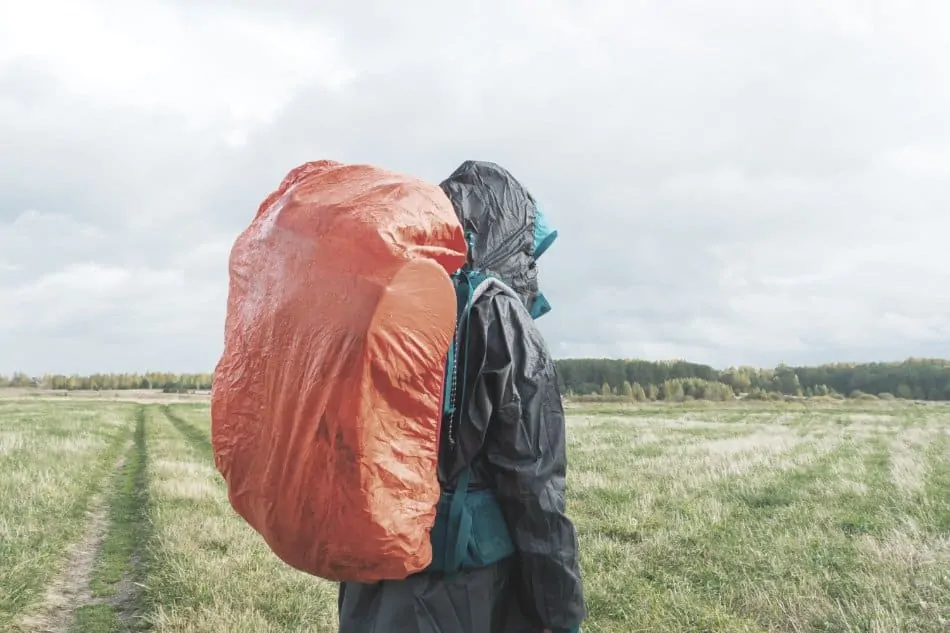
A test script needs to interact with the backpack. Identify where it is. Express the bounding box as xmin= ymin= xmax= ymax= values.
xmin=211 ymin=160 xmax=468 ymax=582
